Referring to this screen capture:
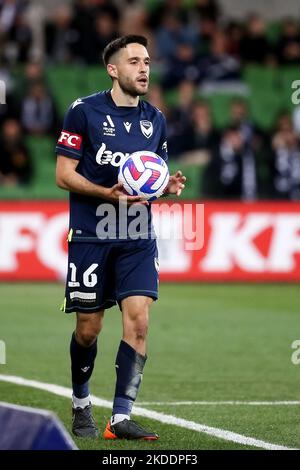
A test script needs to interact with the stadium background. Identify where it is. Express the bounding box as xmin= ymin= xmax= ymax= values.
xmin=1 ymin=0 xmax=300 ymax=451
